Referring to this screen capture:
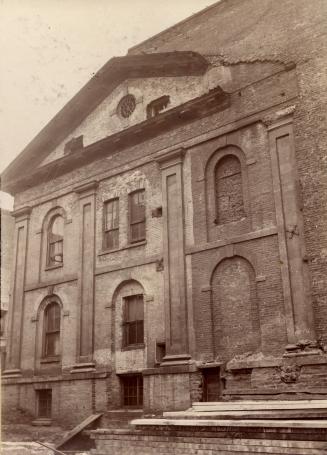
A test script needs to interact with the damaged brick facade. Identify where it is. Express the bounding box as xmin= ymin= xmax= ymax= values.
xmin=2 ymin=0 xmax=327 ymax=428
